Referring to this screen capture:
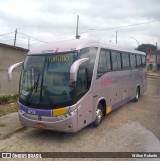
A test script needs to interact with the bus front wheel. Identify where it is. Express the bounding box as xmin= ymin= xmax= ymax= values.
xmin=92 ymin=103 xmax=103 ymax=127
